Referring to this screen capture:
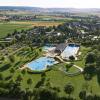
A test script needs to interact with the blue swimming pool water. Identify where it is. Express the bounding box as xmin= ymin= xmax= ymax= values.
xmin=26 ymin=57 xmax=58 ymax=71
